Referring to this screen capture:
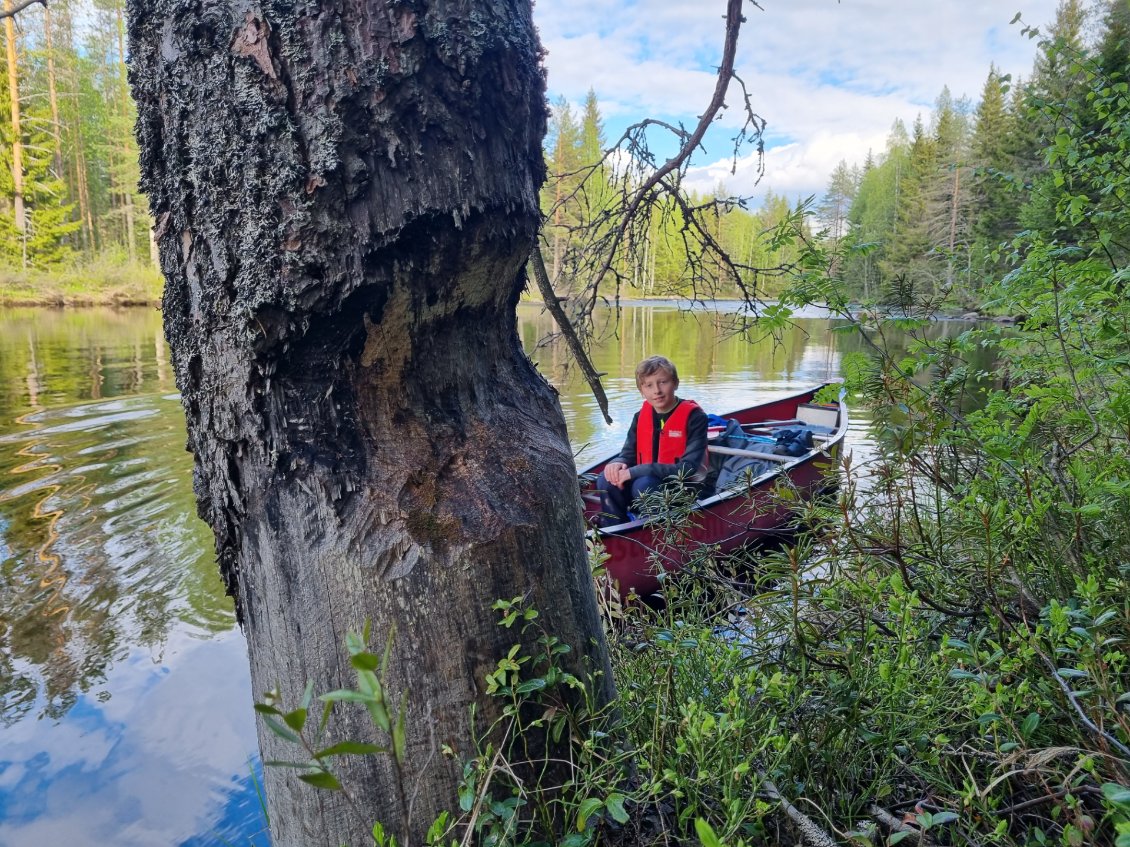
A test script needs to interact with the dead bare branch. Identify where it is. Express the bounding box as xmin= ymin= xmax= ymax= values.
xmin=868 ymin=804 xmax=937 ymax=846
xmin=528 ymin=246 xmax=613 ymax=424
xmin=760 ymin=776 xmax=839 ymax=847
xmin=538 ymin=0 xmax=777 ymax=343
xmin=0 ymin=0 xmax=45 ymax=20
xmin=586 ymin=0 xmax=753 ymax=293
